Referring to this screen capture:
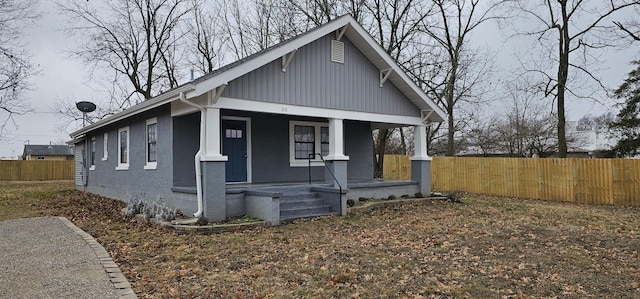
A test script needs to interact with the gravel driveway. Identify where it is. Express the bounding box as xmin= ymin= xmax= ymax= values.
xmin=0 ymin=217 xmax=135 ymax=299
